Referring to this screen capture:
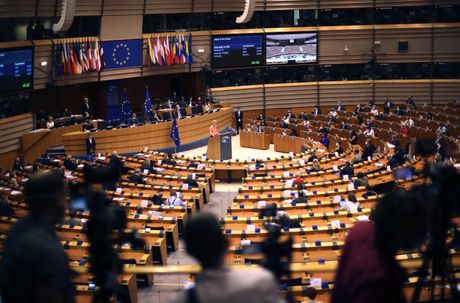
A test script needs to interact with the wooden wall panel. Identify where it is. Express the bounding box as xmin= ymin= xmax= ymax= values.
xmin=375 ymin=27 xmax=432 ymax=63
xmin=433 ymin=79 xmax=460 ymax=104
xmin=37 ymin=0 xmax=61 ymax=18
xmin=319 ymin=81 xmax=372 ymax=106
xmin=319 ymin=29 xmax=373 ymax=64
xmin=0 ymin=0 xmax=37 ymax=18
xmin=145 ymin=0 xmax=194 ymax=14
xmin=75 ymin=0 xmax=103 ymax=16
xmin=375 ymin=79 xmax=432 ymax=104
xmin=374 ymin=0 xmax=432 ymax=7
xmin=264 ymin=0 xmax=318 ymax=10
xmin=0 ymin=114 xmax=33 ymax=169
xmin=434 ymin=26 xmax=460 ymax=62
xmin=319 ymin=0 xmax=374 ymax=9
xmin=210 ymin=85 xmax=264 ymax=111
xmin=102 ymin=0 xmax=144 ymax=16
xmin=265 ymin=82 xmax=317 ymax=109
